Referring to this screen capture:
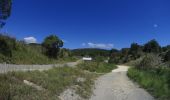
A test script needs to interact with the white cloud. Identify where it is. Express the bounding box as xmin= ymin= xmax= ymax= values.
xmin=86 ymin=42 xmax=113 ymax=49
xmin=24 ymin=37 xmax=37 ymax=44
